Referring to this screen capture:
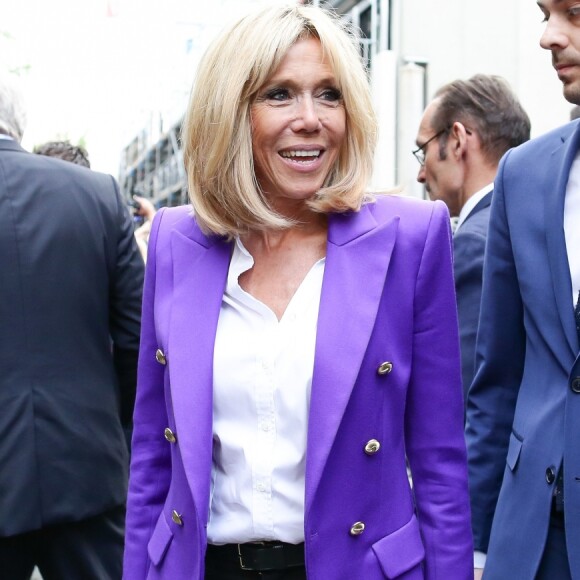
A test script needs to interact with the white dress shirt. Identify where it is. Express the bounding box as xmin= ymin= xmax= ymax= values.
xmin=565 ymin=151 xmax=580 ymax=306
xmin=207 ymin=237 xmax=325 ymax=544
